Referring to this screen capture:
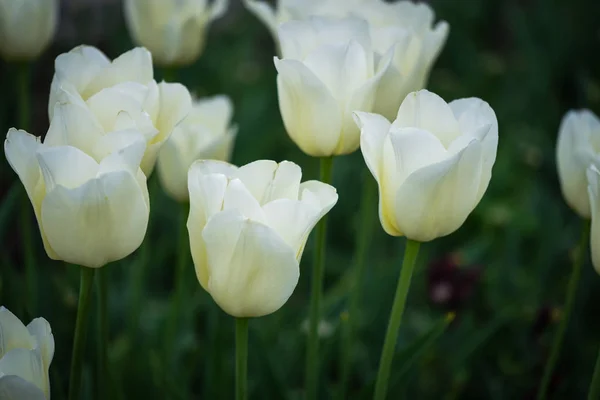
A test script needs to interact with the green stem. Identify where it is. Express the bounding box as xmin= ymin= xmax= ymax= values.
xmin=68 ymin=267 xmax=96 ymax=400
xmin=236 ymin=318 xmax=249 ymax=400
xmin=165 ymin=202 xmax=190 ymax=361
xmin=339 ymin=175 xmax=376 ymax=399
xmin=373 ymin=239 xmax=421 ymax=400
xmin=97 ymin=268 xmax=109 ymax=400
xmin=305 ymin=156 xmax=334 ymax=399
xmin=537 ymin=219 xmax=590 ymax=400
xmin=588 ymin=345 xmax=600 ymax=400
